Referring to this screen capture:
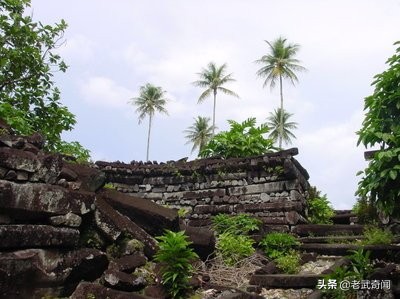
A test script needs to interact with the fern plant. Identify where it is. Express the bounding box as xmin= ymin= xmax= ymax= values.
xmin=212 ymin=213 xmax=261 ymax=235
xmin=154 ymin=230 xmax=198 ymax=299
xmin=216 ymin=233 xmax=255 ymax=266
xmin=259 ymin=232 xmax=300 ymax=259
